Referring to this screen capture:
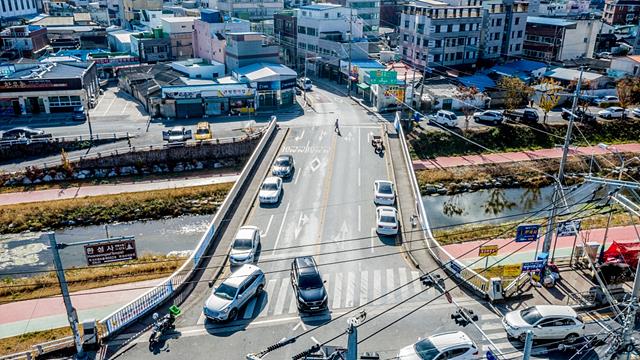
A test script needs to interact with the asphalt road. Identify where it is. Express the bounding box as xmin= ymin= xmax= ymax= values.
xmin=108 ymin=85 xmax=618 ymax=360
